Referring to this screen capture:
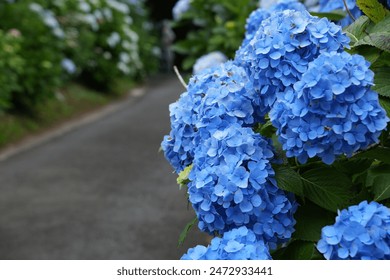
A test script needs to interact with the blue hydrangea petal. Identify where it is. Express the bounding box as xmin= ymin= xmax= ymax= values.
xmin=317 ymin=201 xmax=390 ymax=260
